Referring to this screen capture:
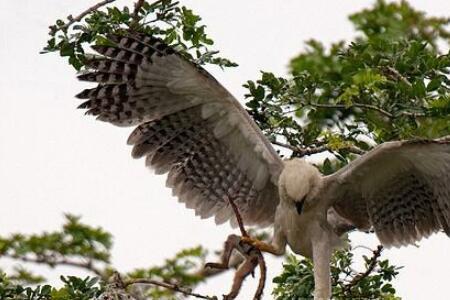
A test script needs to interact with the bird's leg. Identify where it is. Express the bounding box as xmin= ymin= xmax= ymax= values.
xmin=312 ymin=233 xmax=332 ymax=300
